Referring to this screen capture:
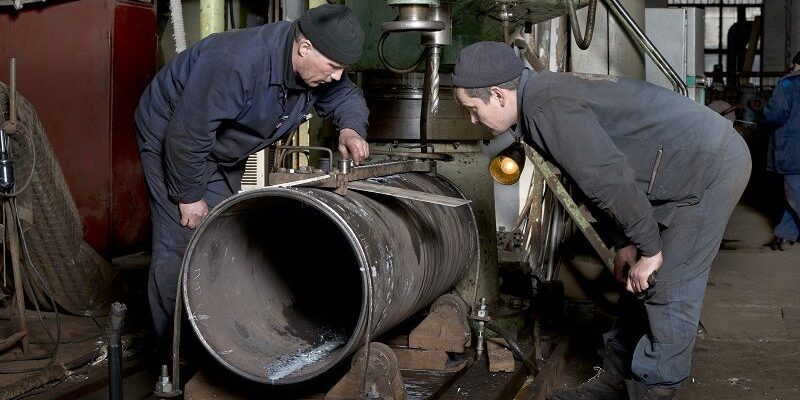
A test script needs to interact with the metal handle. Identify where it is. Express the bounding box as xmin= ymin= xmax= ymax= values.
xmin=276 ymin=146 xmax=334 ymax=172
